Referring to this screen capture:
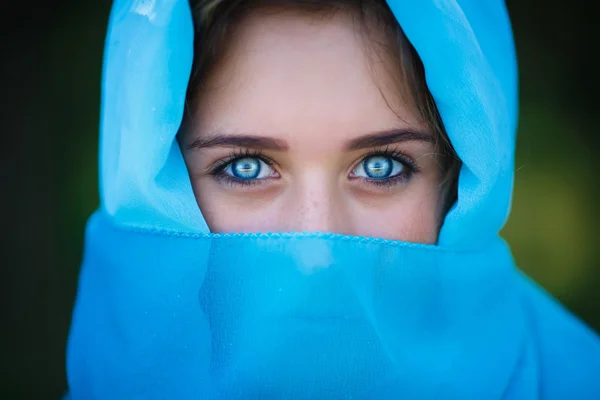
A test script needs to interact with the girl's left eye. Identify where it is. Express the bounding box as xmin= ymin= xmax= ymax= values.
xmin=222 ymin=157 xmax=276 ymax=180
xmin=351 ymin=155 xmax=406 ymax=180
